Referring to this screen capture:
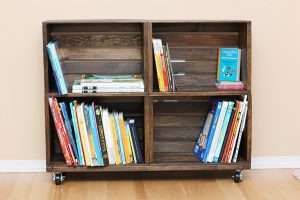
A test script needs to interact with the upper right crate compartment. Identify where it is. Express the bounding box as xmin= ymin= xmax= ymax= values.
xmin=151 ymin=21 xmax=251 ymax=93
